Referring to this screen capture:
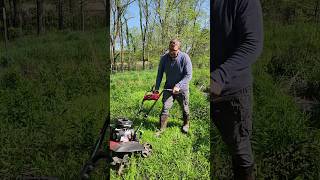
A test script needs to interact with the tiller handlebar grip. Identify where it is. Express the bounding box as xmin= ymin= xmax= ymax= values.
xmin=143 ymin=93 xmax=160 ymax=101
